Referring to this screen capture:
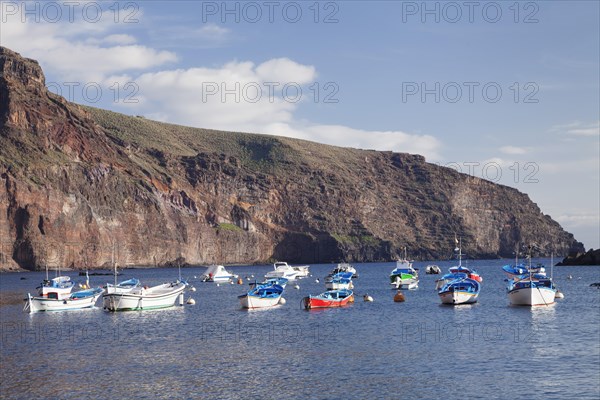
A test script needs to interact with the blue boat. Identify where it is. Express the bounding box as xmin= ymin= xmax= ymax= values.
xmin=325 ymin=272 xmax=354 ymax=290
xmin=249 ymin=277 xmax=289 ymax=289
xmin=438 ymin=277 xmax=480 ymax=305
xmin=434 ymin=272 xmax=468 ymax=290
xmin=238 ymin=284 xmax=285 ymax=309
